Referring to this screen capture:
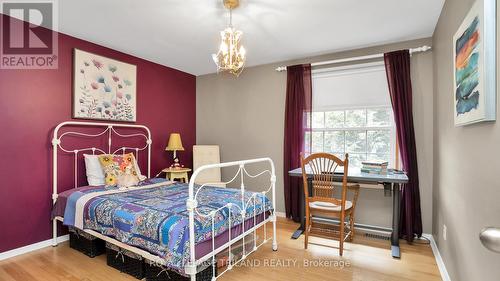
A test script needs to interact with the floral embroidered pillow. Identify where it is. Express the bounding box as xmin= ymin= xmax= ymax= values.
xmin=98 ymin=153 xmax=139 ymax=187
